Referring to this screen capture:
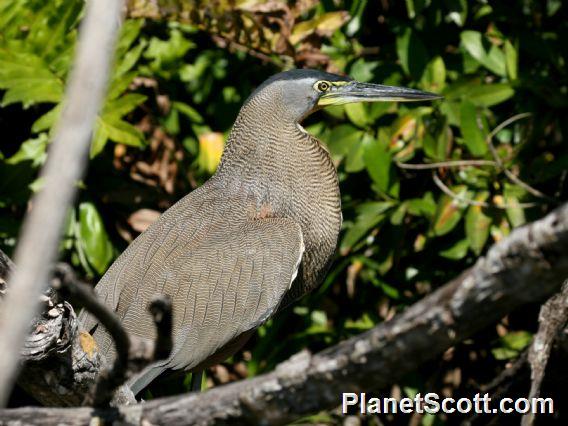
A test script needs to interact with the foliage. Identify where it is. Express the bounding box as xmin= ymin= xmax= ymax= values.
xmin=1 ymin=0 xmax=567 ymax=422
